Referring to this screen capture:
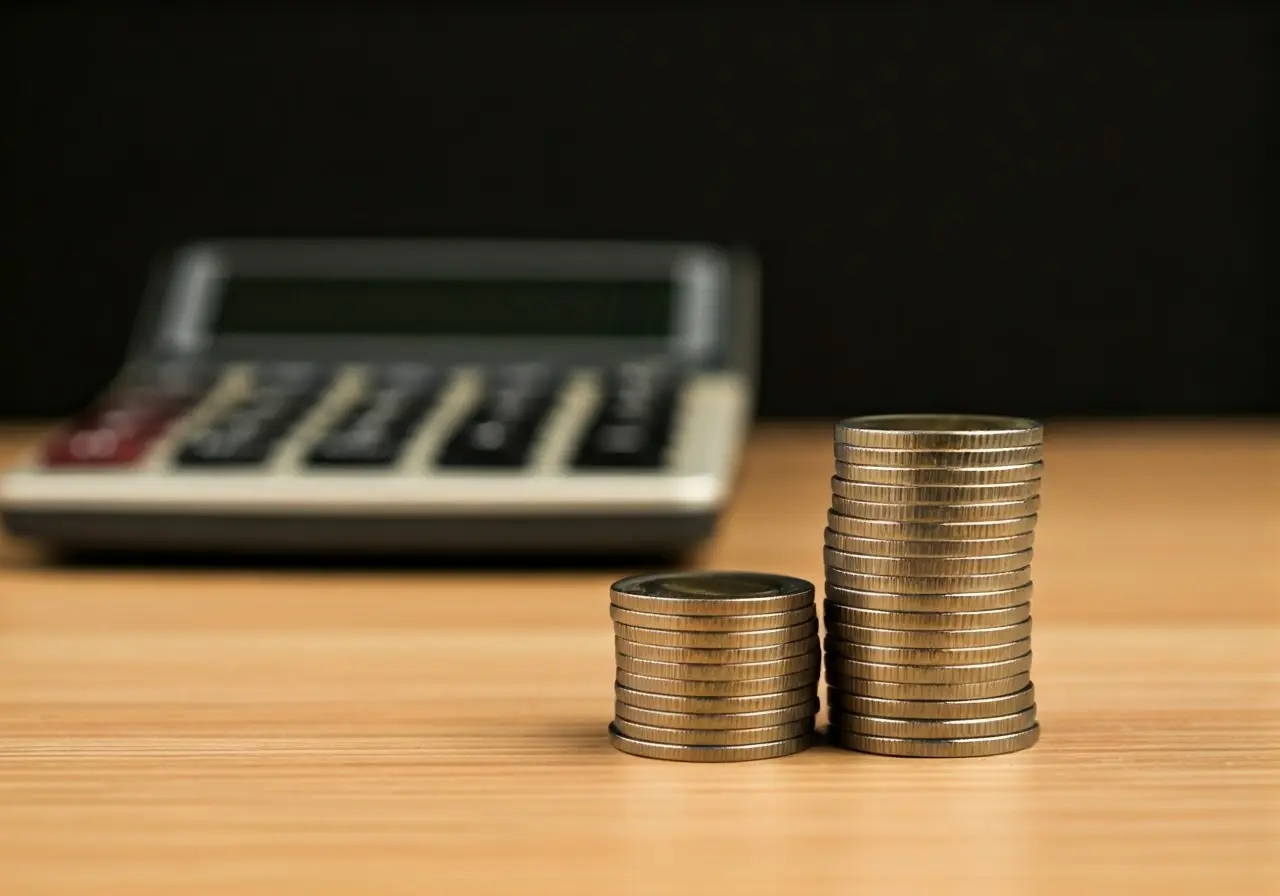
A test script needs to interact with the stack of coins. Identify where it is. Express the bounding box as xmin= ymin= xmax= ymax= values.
xmin=823 ymin=414 xmax=1043 ymax=757
xmin=609 ymin=571 xmax=821 ymax=762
